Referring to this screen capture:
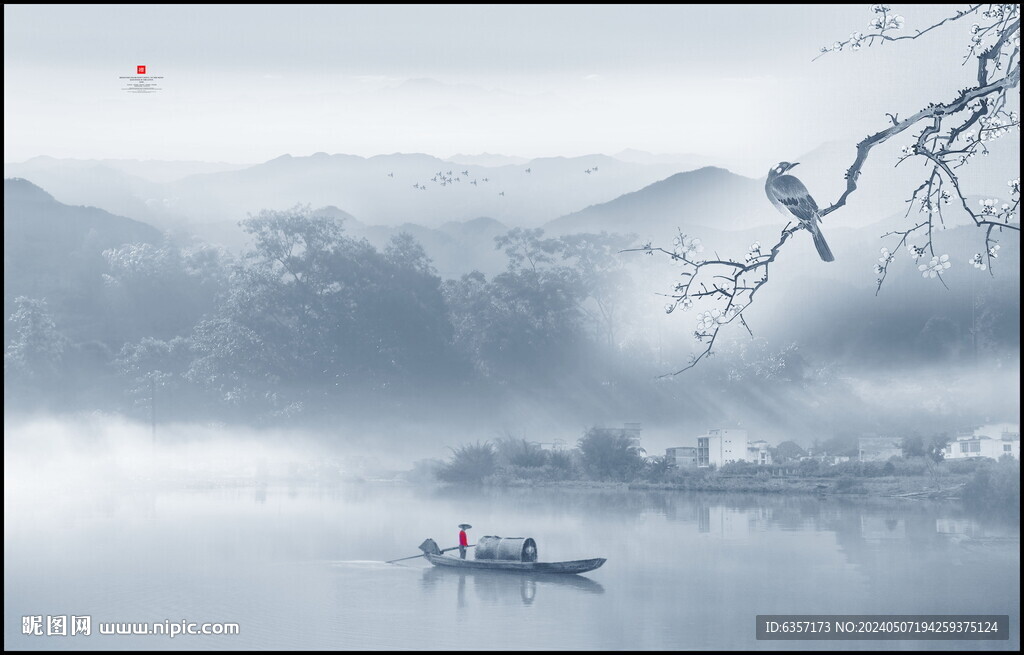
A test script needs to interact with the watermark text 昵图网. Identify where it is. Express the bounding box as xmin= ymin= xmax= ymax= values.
xmin=22 ymin=615 xmax=239 ymax=638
